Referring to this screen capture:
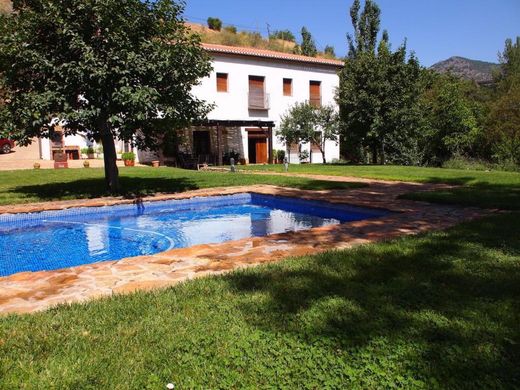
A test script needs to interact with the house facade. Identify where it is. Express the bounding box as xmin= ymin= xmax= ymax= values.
xmin=9 ymin=43 xmax=343 ymax=165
